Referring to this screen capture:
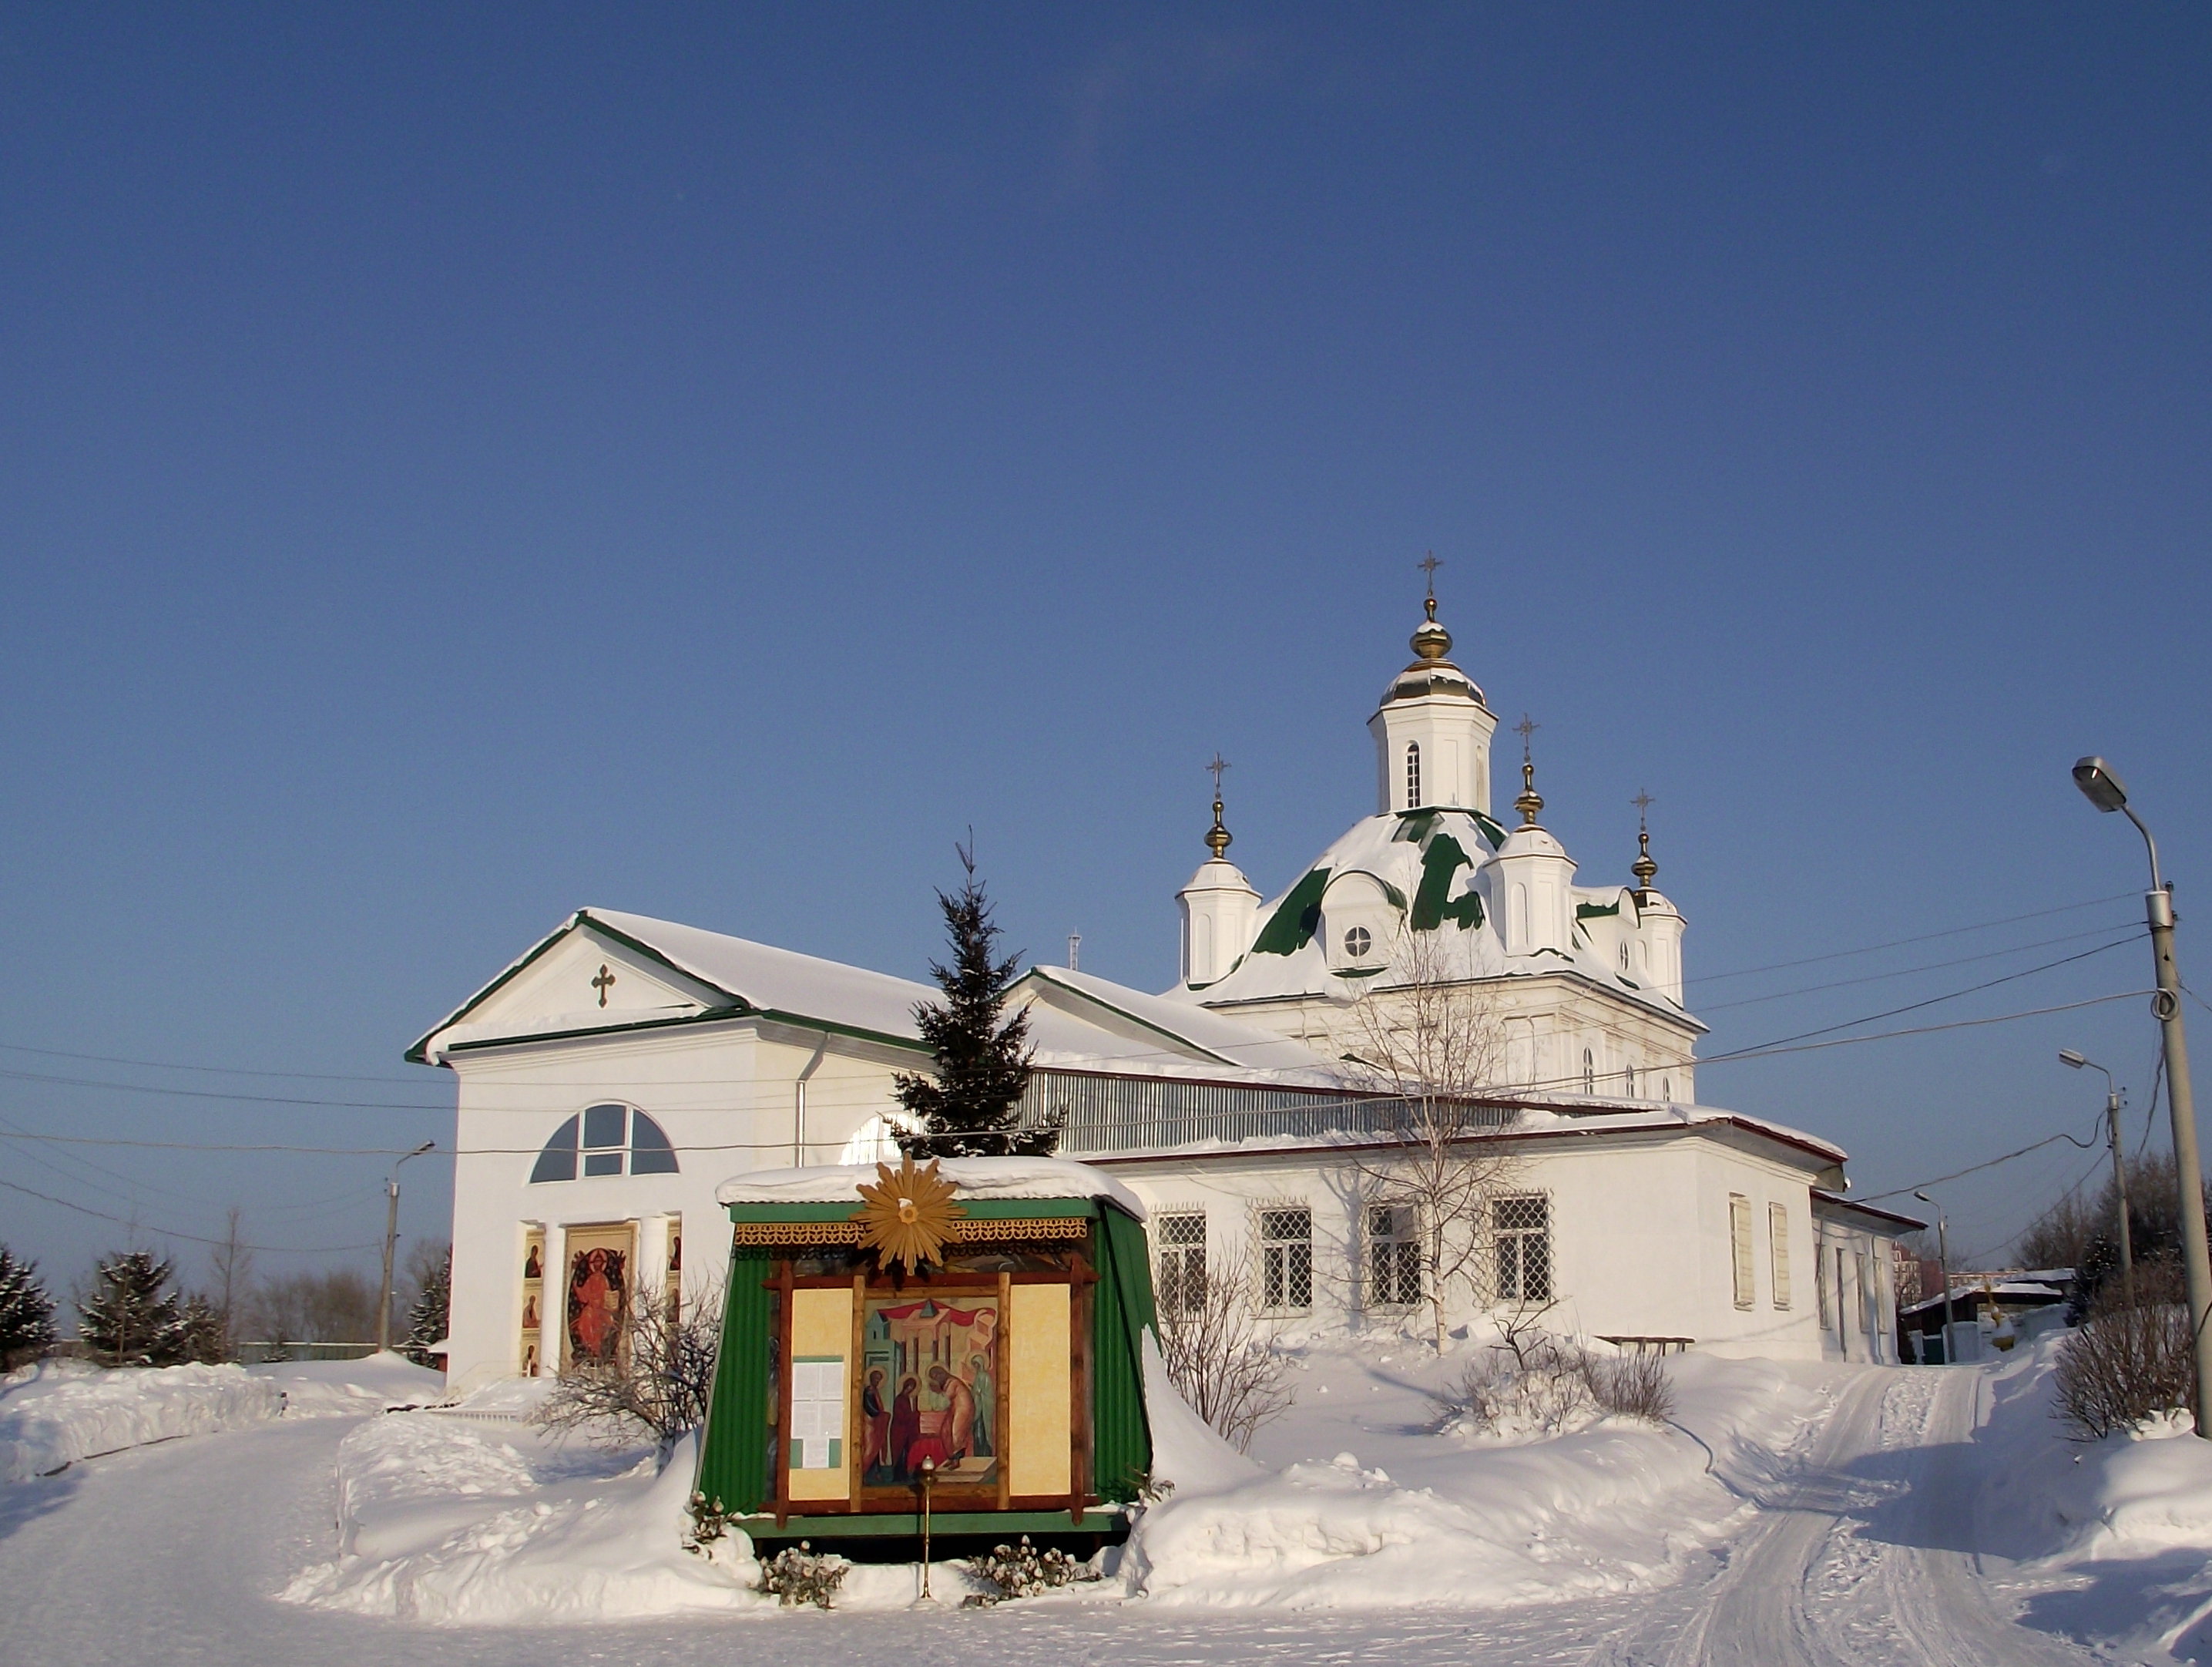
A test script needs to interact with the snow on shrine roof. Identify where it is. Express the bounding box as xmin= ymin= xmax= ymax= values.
xmin=717 ymin=1157 xmax=1147 ymax=1221
xmin=410 ymin=907 xmax=1331 ymax=1080
xmin=1163 ymin=809 xmax=1700 ymax=1028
